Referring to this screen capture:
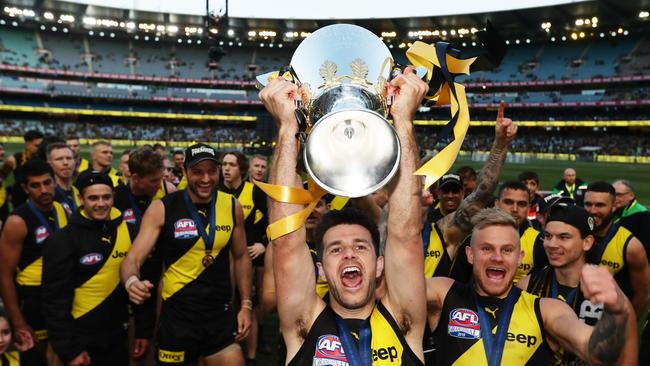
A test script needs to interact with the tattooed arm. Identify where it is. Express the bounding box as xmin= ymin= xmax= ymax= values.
xmin=436 ymin=102 xmax=517 ymax=254
xmin=542 ymin=266 xmax=637 ymax=366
